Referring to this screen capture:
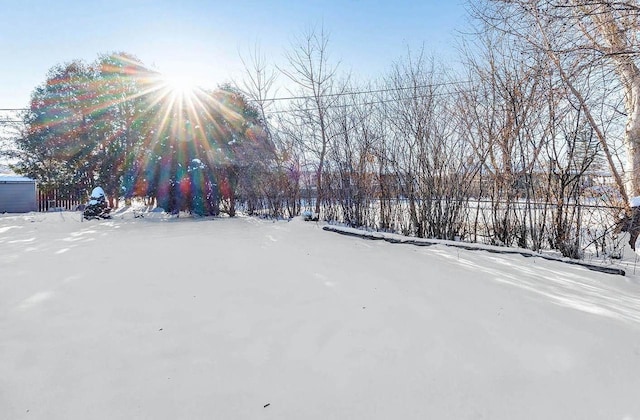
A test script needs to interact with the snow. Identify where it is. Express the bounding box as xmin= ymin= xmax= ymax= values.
xmin=87 ymin=187 xmax=107 ymax=206
xmin=630 ymin=196 xmax=640 ymax=207
xmin=89 ymin=186 xmax=106 ymax=199
xmin=1 ymin=210 xmax=640 ymax=419
xmin=0 ymin=174 xmax=34 ymax=183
